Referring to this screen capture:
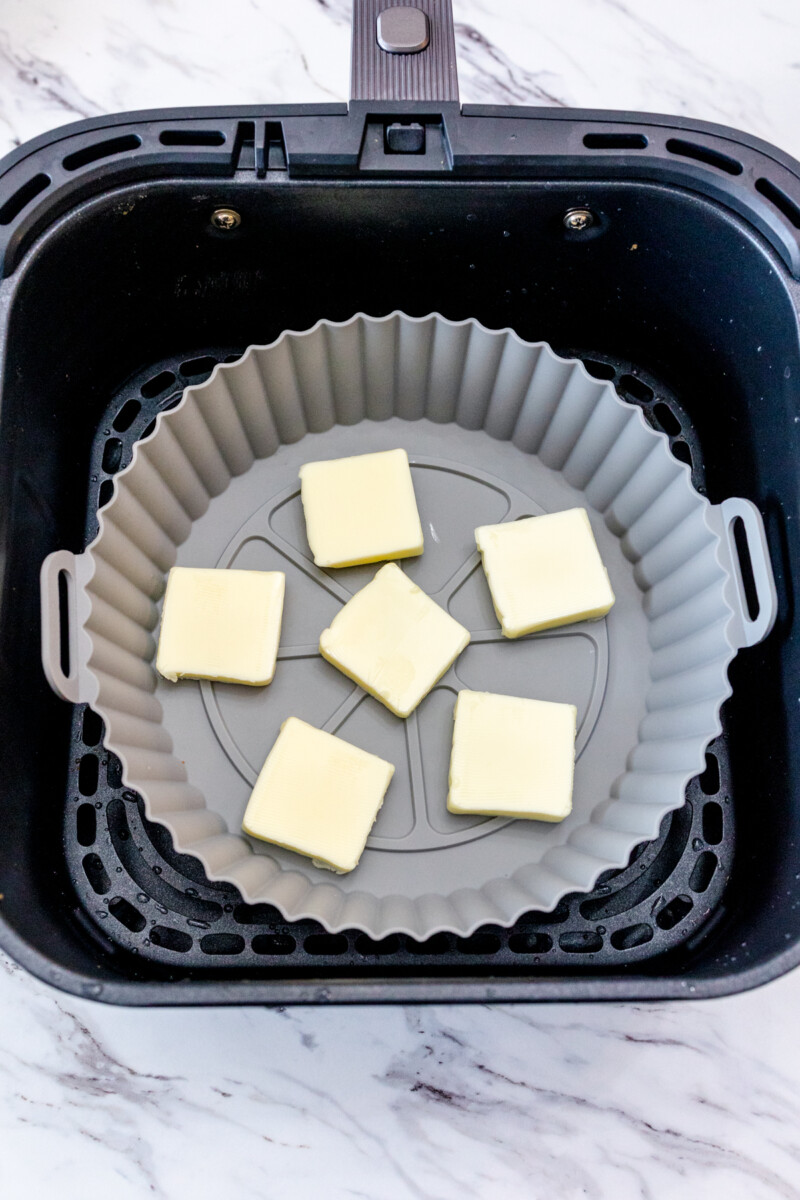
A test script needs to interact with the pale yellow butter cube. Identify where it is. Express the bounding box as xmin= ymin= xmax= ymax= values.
xmin=319 ymin=563 xmax=470 ymax=718
xmin=299 ymin=448 xmax=424 ymax=568
xmin=156 ymin=567 xmax=284 ymax=685
xmin=476 ymin=507 xmax=615 ymax=638
xmin=242 ymin=717 xmax=395 ymax=873
xmin=448 ymin=690 xmax=577 ymax=821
